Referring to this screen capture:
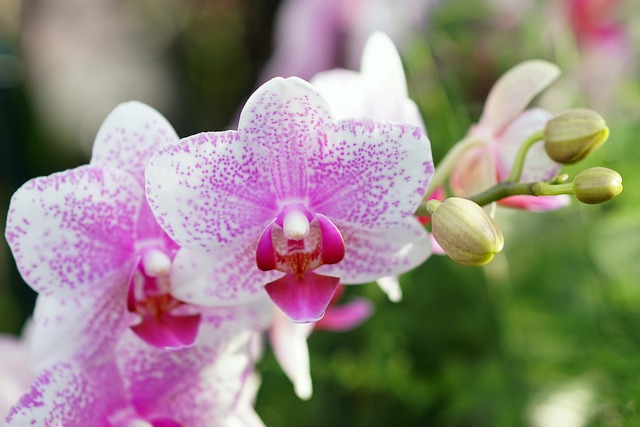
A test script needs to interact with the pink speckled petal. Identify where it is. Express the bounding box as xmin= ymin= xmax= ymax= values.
xmin=91 ymin=101 xmax=179 ymax=186
xmin=315 ymin=298 xmax=373 ymax=331
xmin=29 ymin=287 xmax=130 ymax=372
xmin=5 ymin=362 xmax=124 ymax=427
xmin=130 ymin=312 xmax=201 ymax=350
xmin=0 ymin=336 xmax=31 ymax=417
xmin=238 ymin=77 xmax=332 ymax=201
xmin=269 ymin=311 xmax=315 ymax=400
xmin=146 ymin=131 xmax=277 ymax=252
xmin=5 ymin=165 xmax=141 ymax=296
xmin=118 ymin=319 xmax=256 ymax=426
xmin=479 ymin=60 xmax=560 ymax=134
xmin=170 ymin=246 xmax=281 ymax=307
xmin=499 ymin=194 xmax=572 ymax=211
xmin=317 ymin=214 xmax=345 ymax=265
xmin=318 ymin=217 xmax=430 ymax=283
xmin=495 ymin=108 xmax=561 ymax=182
xmin=308 ymin=120 xmax=433 ymax=229
xmin=265 ymin=273 xmax=340 ymax=323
